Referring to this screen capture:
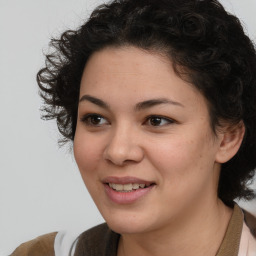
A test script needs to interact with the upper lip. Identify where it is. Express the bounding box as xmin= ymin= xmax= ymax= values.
xmin=102 ymin=176 xmax=154 ymax=186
